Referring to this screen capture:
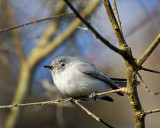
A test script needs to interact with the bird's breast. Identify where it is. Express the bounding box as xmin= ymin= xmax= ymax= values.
xmin=52 ymin=67 xmax=110 ymax=97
